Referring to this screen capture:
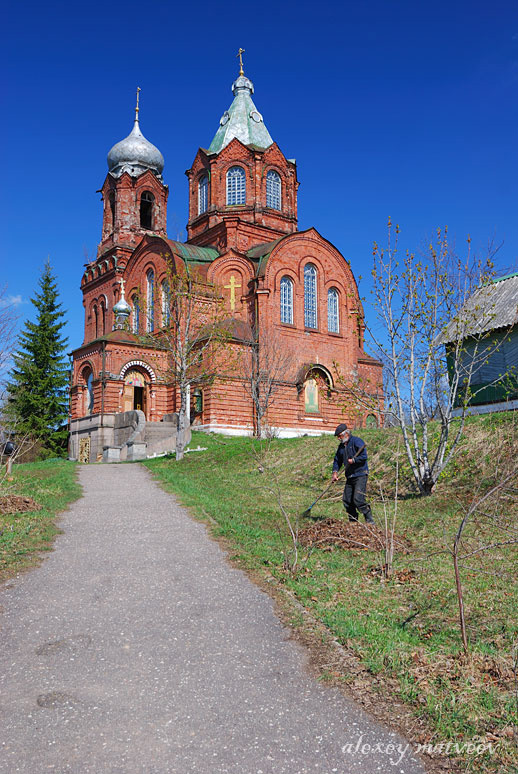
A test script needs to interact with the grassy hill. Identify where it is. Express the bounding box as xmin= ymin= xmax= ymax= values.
xmin=146 ymin=412 xmax=518 ymax=773
xmin=0 ymin=459 xmax=80 ymax=581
